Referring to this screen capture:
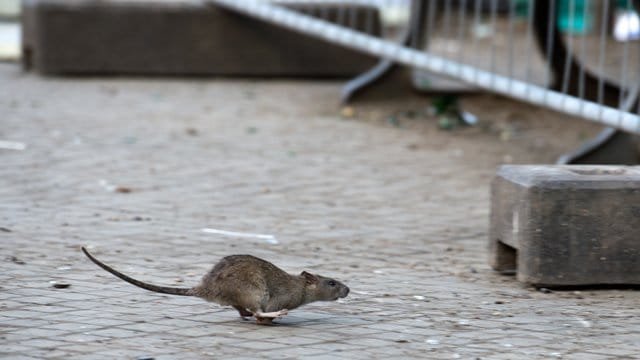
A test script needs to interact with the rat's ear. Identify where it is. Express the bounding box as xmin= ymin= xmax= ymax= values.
xmin=301 ymin=271 xmax=318 ymax=285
